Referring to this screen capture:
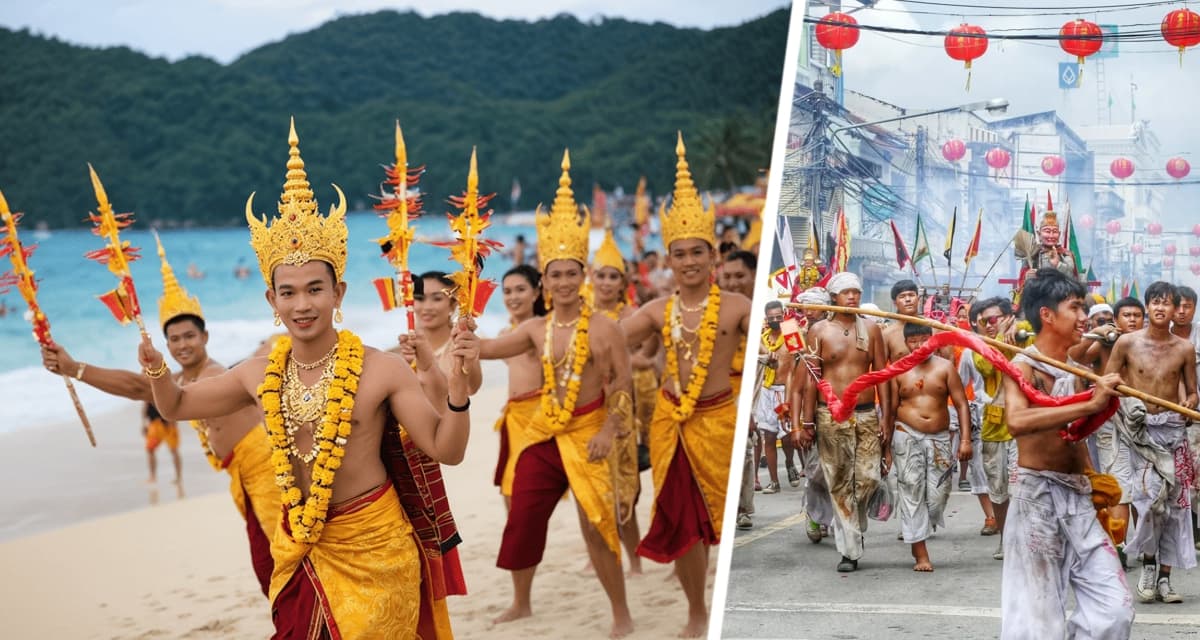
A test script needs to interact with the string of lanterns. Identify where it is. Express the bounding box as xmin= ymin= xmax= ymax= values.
xmin=936 ymin=139 xmax=1190 ymax=182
